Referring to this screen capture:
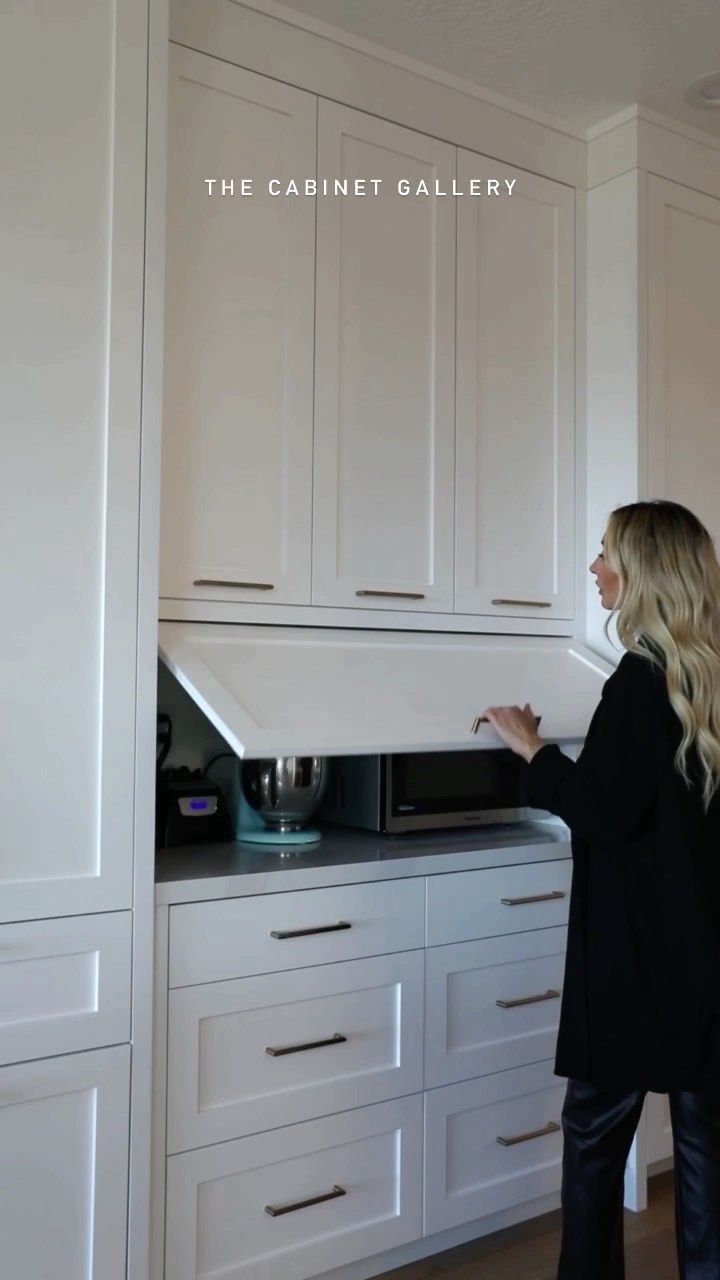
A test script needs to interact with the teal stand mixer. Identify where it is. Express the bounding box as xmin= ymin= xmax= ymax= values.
xmin=209 ymin=754 xmax=328 ymax=846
